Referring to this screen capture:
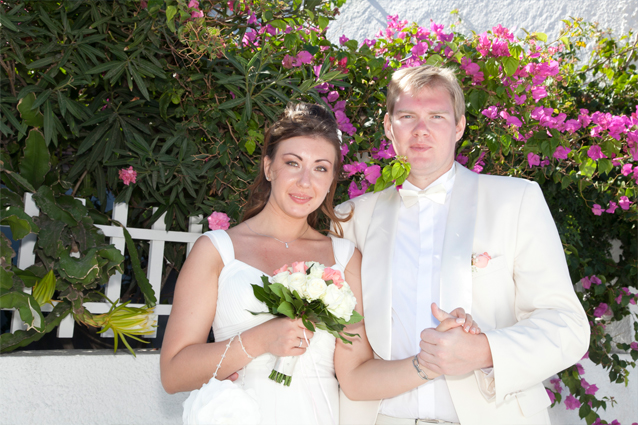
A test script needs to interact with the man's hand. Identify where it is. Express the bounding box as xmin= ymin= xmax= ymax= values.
xmin=432 ymin=303 xmax=481 ymax=334
xmin=417 ymin=303 xmax=493 ymax=376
